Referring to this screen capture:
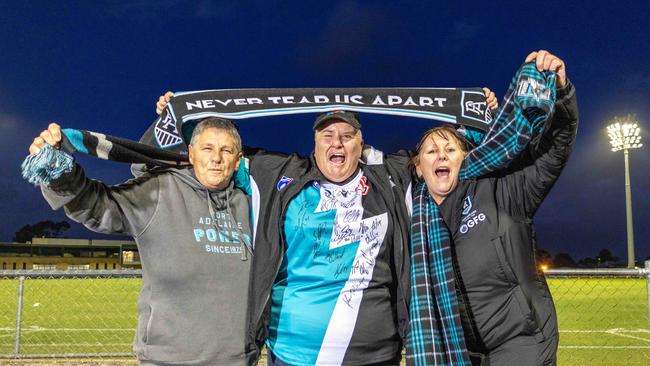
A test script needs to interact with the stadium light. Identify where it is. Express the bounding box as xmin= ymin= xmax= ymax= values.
xmin=606 ymin=115 xmax=643 ymax=268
